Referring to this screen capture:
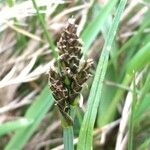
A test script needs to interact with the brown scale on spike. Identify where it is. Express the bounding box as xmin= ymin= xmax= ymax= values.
xmin=49 ymin=19 xmax=93 ymax=125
